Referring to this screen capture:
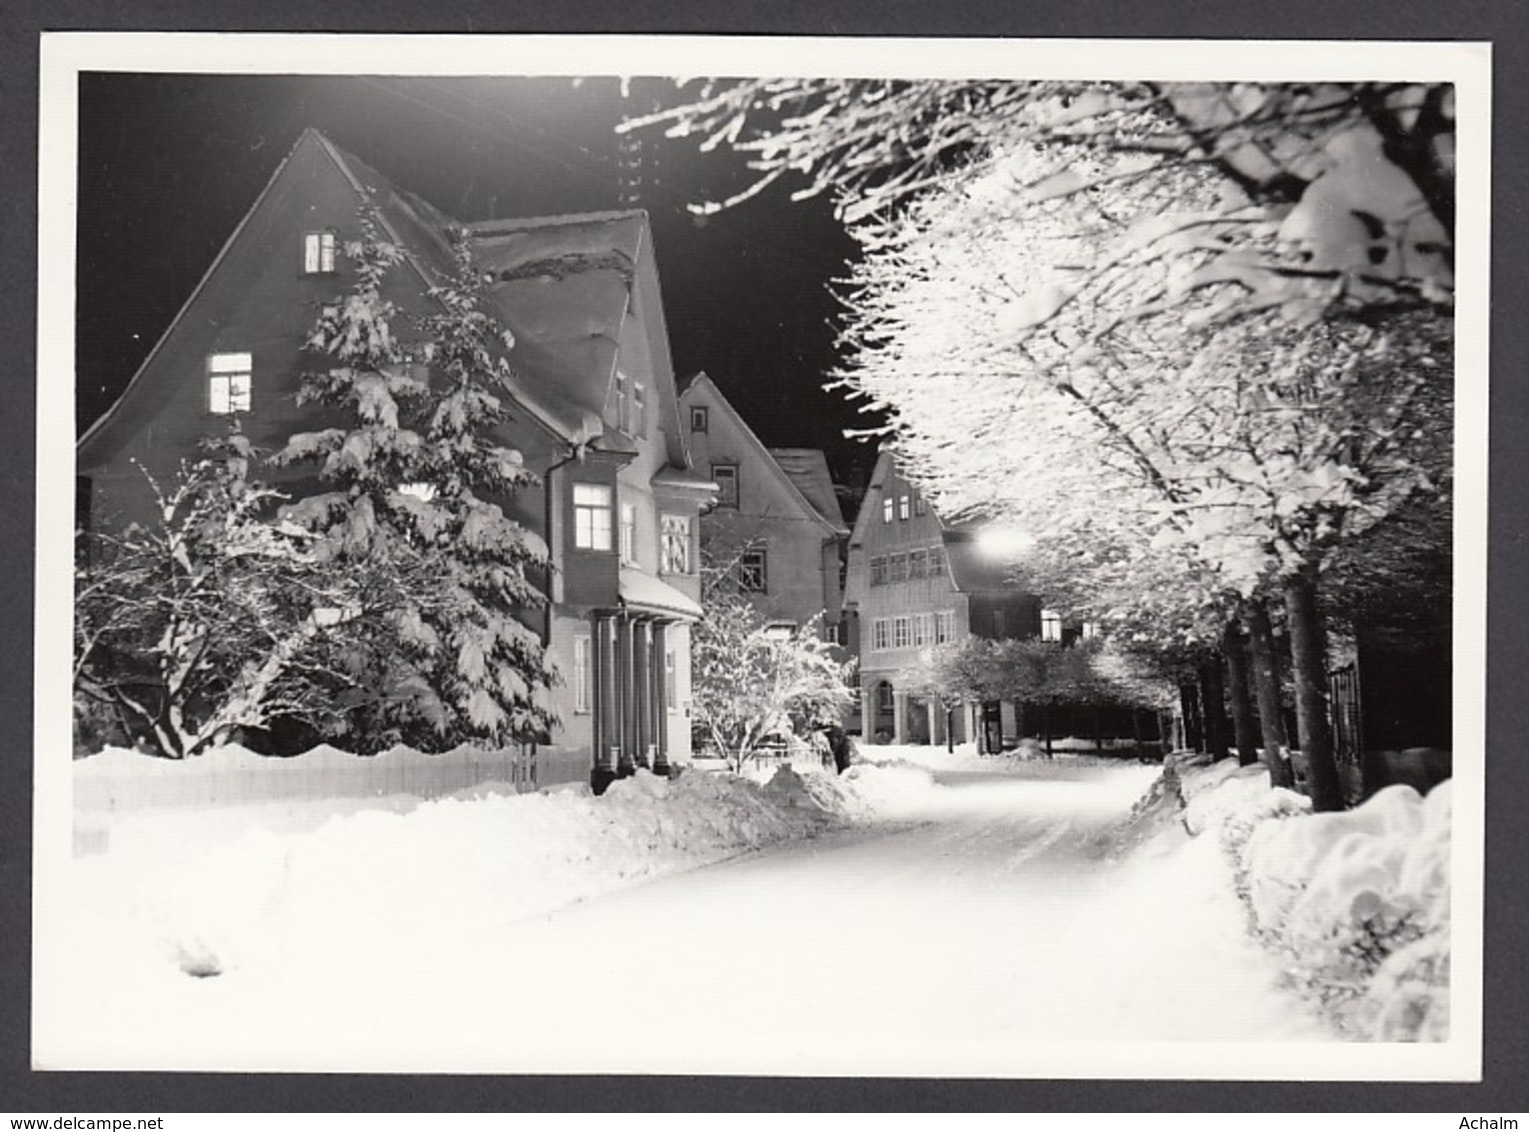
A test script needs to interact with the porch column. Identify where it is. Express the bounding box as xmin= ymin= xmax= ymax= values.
xmin=633 ymin=618 xmax=653 ymax=769
xmin=860 ymin=682 xmax=875 ymax=744
xmin=592 ymin=613 xmax=618 ymax=793
xmin=616 ymin=615 xmax=637 ymax=777
xmin=893 ymin=688 xmax=908 ymax=745
xmin=926 ymin=700 xmax=940 ymax=747
xmin=652 ymin=622 xmax=671 ymax=775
